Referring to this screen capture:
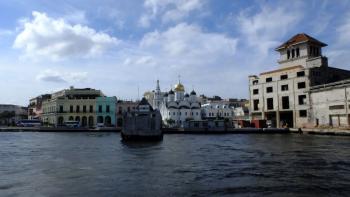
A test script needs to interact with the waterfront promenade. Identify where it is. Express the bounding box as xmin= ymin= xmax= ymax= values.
xmin=2 ymin=126 xmax=350 ymax=136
